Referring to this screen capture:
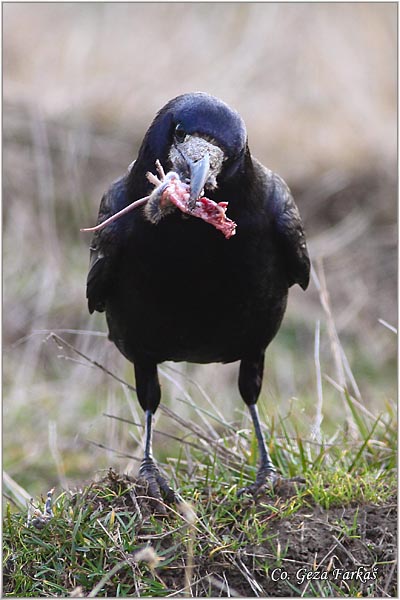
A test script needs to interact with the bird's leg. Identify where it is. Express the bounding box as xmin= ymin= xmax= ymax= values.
xmin=242 ymin=403 xmax=277 ymax=494
xmin=134 ymin=362 xmax=177 ymax=507
xmin=238 ymin=354 xmax=278 ymax=497
xmin=138 ymin=409 xmax=176 ymax=505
